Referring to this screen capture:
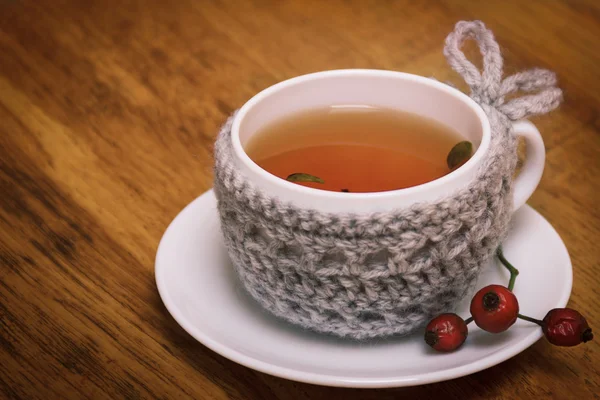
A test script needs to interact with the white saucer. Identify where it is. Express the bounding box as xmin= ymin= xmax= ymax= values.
xmin=155 ymin=190 xmax=572 ymax=388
